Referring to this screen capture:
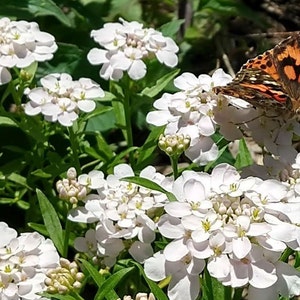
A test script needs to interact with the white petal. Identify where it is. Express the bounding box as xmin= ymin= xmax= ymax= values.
xmin=144 ymin=251 xmax=166 ymax=281
xmin=0 ymin=67 xmax=11 ymax=84
xmin=250 ymin=261 xmax=277 ymax=288
xmin=87 ymin=48 xmax=109 ymax=65
xmin=77 ymin=100 xmax=96 ymax=112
